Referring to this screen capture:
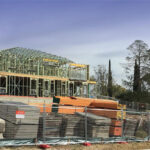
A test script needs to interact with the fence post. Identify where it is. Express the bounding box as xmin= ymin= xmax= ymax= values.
xmin=121 ymin=107 xmax=124 ymax=137
xmin=85 ymin=106 xmax=87 ymax=142
xmin=132 ymin=101 xmax=134 ymax=111
xmin=148 ymin=112 xmax=150 ymax=140
xmin=43 ymin=103 xmax=46 ymax=143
